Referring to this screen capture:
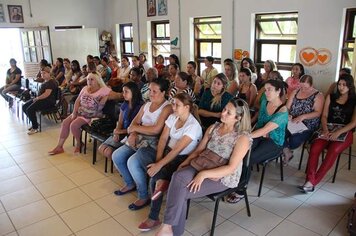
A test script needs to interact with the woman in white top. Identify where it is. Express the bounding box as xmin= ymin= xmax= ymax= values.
xmin=119 ymin=56 xmax=131 ymax=83
xmin=111 ymin=77 xmax=172 ymax=209
xmin=135 ymin=93 xmax=202 ymax=231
